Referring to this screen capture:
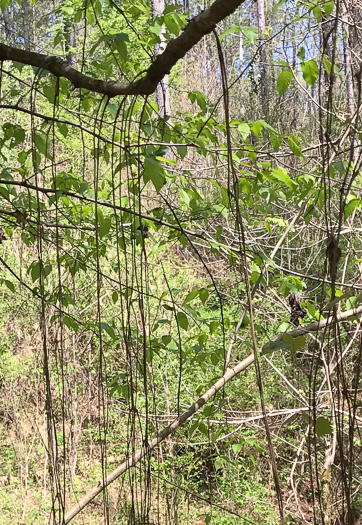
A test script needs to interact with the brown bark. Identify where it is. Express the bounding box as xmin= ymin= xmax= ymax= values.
xmin=0 ymin=0 xmax=246 ymax=98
